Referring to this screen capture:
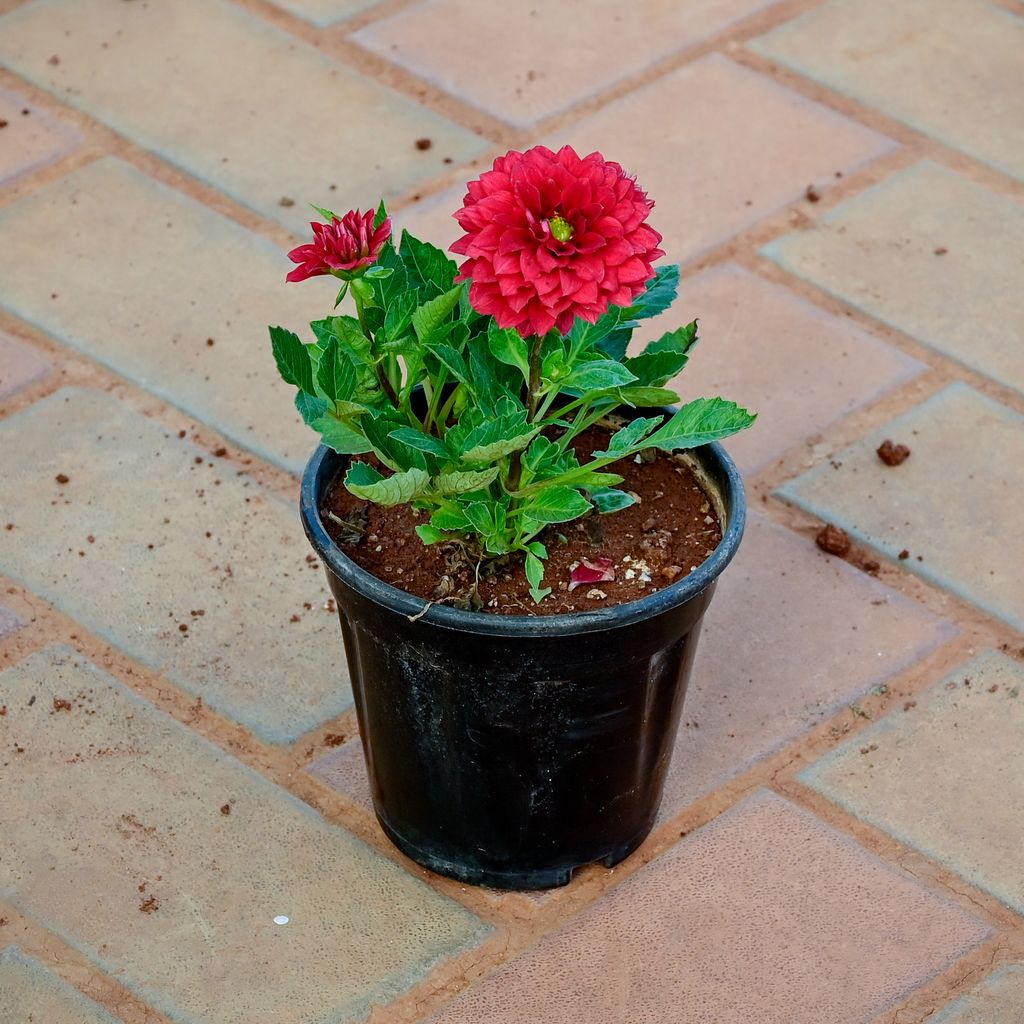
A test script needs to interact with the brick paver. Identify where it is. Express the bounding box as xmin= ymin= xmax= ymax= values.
xmin=802 ymin=651 xmax=1024 ymax=914
xmin=763 ymin=162 xmax=1024 ymax=398
xmin=0 ymin=158 xmax=319 ymax=473
xmin=0 ymin=331 xmax=49 ymax=399
xmin=751 ymin=0 xmax=1024 ymax=181
xmin=0 ymin=388 xmax=351 ymax=744
xmin=551 ymin=55 xmax=894 ymax=260
xmin=778 ymin=383 xmax=1024 ymax=631
xmin=0 ymin=947 xmax=120 ymax=1024
xmin=355 ymin=0 xmax=779 ymax=126
xmin=660 ymin=513 xmax=954 ymax=818
xmin=0 ymin=0 xmax=487 ymax=231
xmin=0 ymin=84 xmax=79 ymax=185
xmin=648 ymin=263 xmax=923 ymax=473
xmin=929 ymin=965 xmax=1024 ymax=1024
xmin=0 ymin=645 xmax=490 ymax=1024
xmin=429 ymin=791 xmax=989 ymax=1024
xmin=1 ymin=0 xmax=1022 ymax=1020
